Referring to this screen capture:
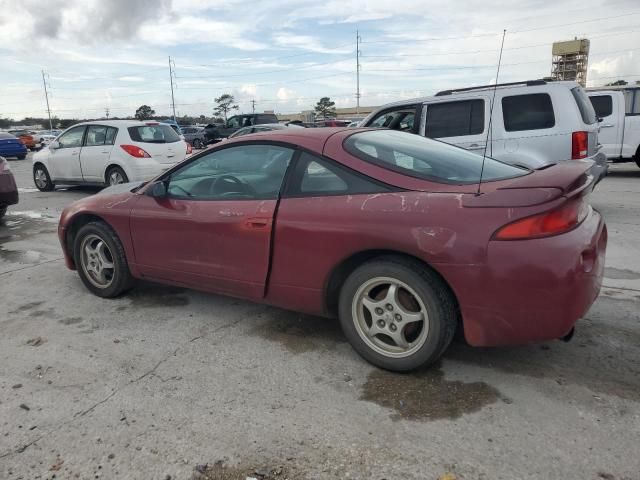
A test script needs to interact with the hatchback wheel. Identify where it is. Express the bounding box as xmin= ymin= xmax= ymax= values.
xmin=106 ymin=166 xmax=128 ymax=186
xmin=73 ymin=221 xmax=133 ymax=298
xmin=33 ymin=163 xmax=54 ymax=191
xmin=339 ymin=256 xmax=457 ymax=372
xmin=193 ymin=139 xmax=203 ymax=149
